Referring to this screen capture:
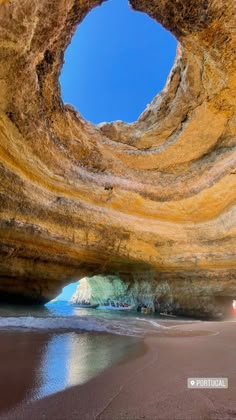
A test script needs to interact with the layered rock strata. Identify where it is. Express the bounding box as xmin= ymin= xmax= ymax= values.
xmin=0 ymin=0 xmax=235 ymax=316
